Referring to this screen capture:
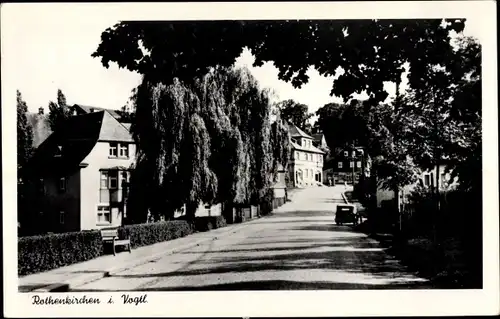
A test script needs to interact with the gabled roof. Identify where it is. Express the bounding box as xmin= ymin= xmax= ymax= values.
xmin=73 ymin=104 xmax=123 ymax=121
xmin=291 ymin=141 xmax=325 ymax=154
xmin=122 ymin=123 xmax=132 ymax=131
xmin=286 ymin=122 xmax=313 ymax=139
xmin=98 ymin=111 xmax=134 ymax=142
xmin=26 ymin=111 xmax=133 ymax=176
